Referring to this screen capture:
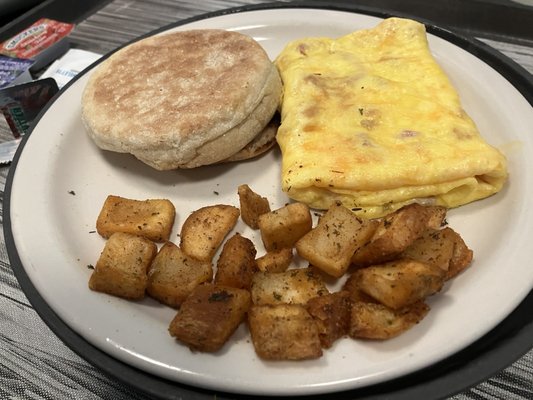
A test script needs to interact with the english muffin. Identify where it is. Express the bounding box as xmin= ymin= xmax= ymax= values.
xmin=81 ymin=29 xmax=282 ymax=169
